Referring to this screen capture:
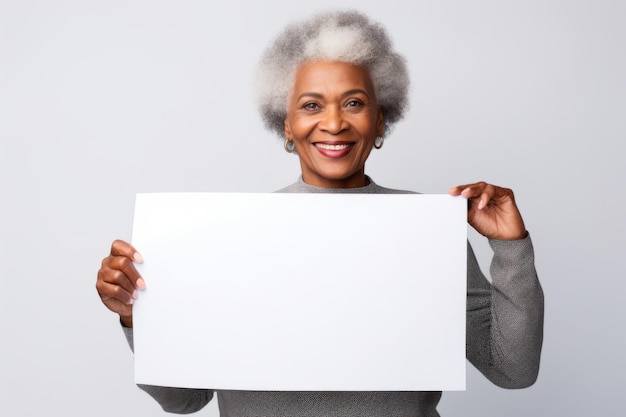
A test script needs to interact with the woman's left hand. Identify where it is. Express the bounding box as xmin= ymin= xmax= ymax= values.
xmin=448 ymin=181 xmax=527 ymax=241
